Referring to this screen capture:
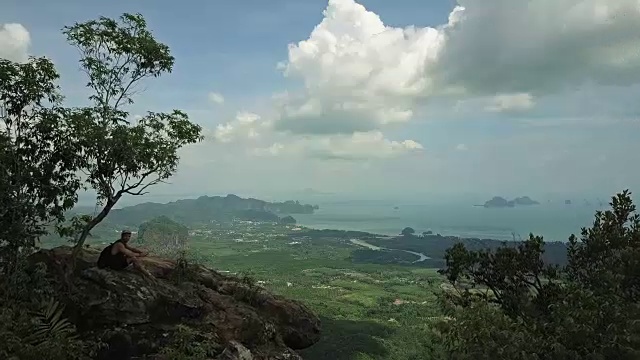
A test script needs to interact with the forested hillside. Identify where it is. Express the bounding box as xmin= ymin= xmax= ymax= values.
xmin=104 ymin=194 xmax=318 ymax=226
